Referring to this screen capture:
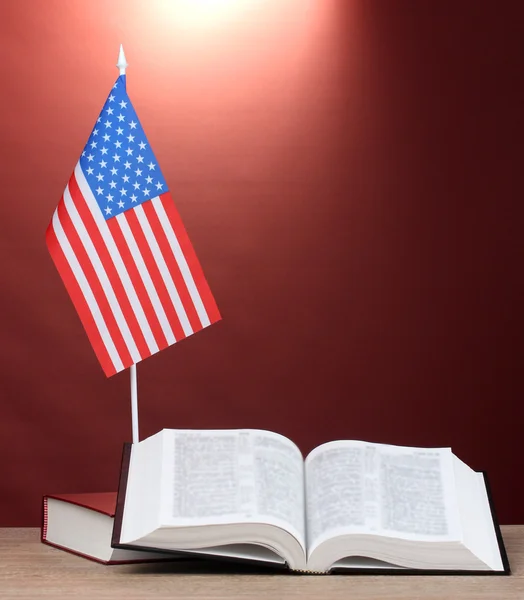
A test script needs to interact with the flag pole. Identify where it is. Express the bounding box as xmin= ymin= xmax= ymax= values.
xmin=116 ymin=44 xmax=138 ymax=444
xmin=130 ymin=364 xmax=139 ymax=444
